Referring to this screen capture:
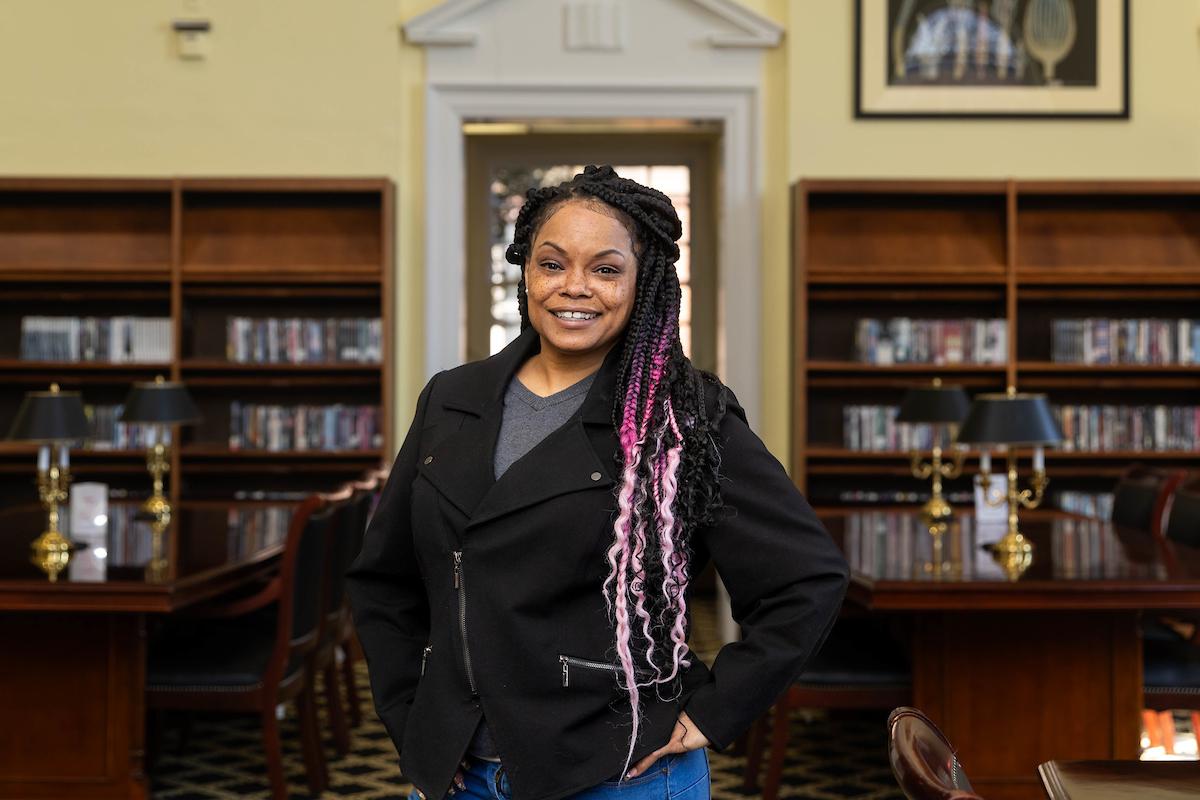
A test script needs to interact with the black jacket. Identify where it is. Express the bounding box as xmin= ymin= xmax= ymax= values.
xmin=346 ymin=326 xmax=849 ymax=800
